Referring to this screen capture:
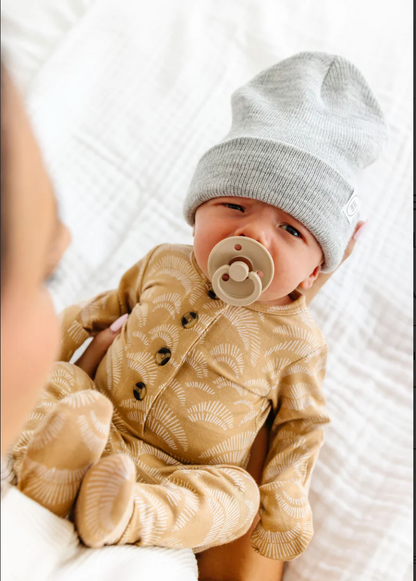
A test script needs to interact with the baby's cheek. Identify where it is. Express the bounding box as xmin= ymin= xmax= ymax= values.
xmin=270 ymin=265 xmax=289 ymax=288
xmin=192 ymin=241 xmax=210 ymax=279
xmin=263 ymin=263 xmax=300 ymax=298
